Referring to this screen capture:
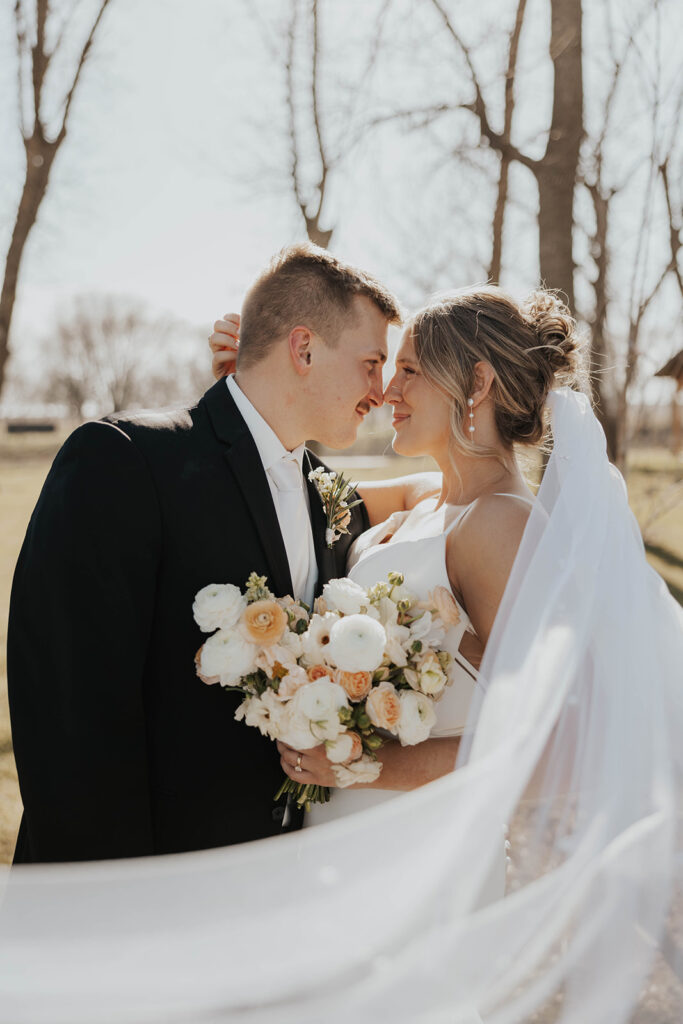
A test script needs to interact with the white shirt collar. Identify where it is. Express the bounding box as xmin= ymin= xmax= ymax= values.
xmin=227 ymin=375 xmax=306 ymax=473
